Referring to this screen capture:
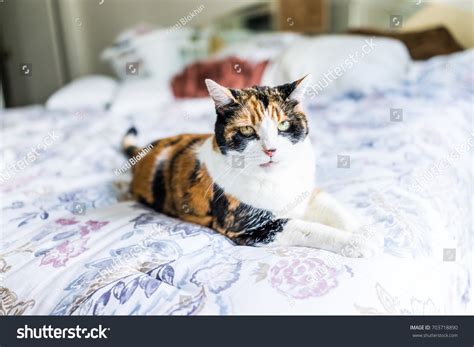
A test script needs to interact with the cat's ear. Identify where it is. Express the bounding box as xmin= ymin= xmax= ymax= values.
xmin=205 ymin=79 xmax=236 ymax=108
xmin=279 ymin=74 xmax=310 ymax=102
